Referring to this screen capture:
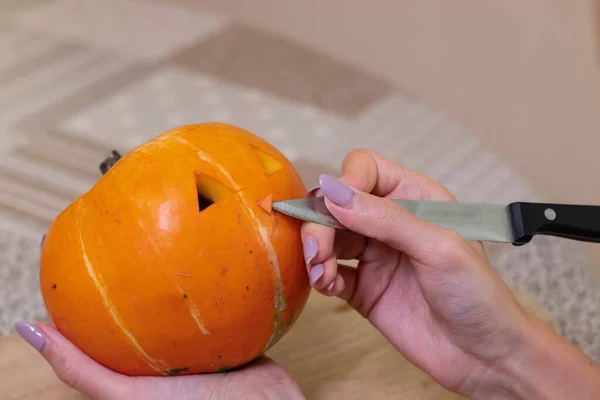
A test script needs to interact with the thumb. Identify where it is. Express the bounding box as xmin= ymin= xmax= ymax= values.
xmin=14 ymin=322 xmax=132 ymax=400
xmin=318 ymin=174 xmax=467 ymax=264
